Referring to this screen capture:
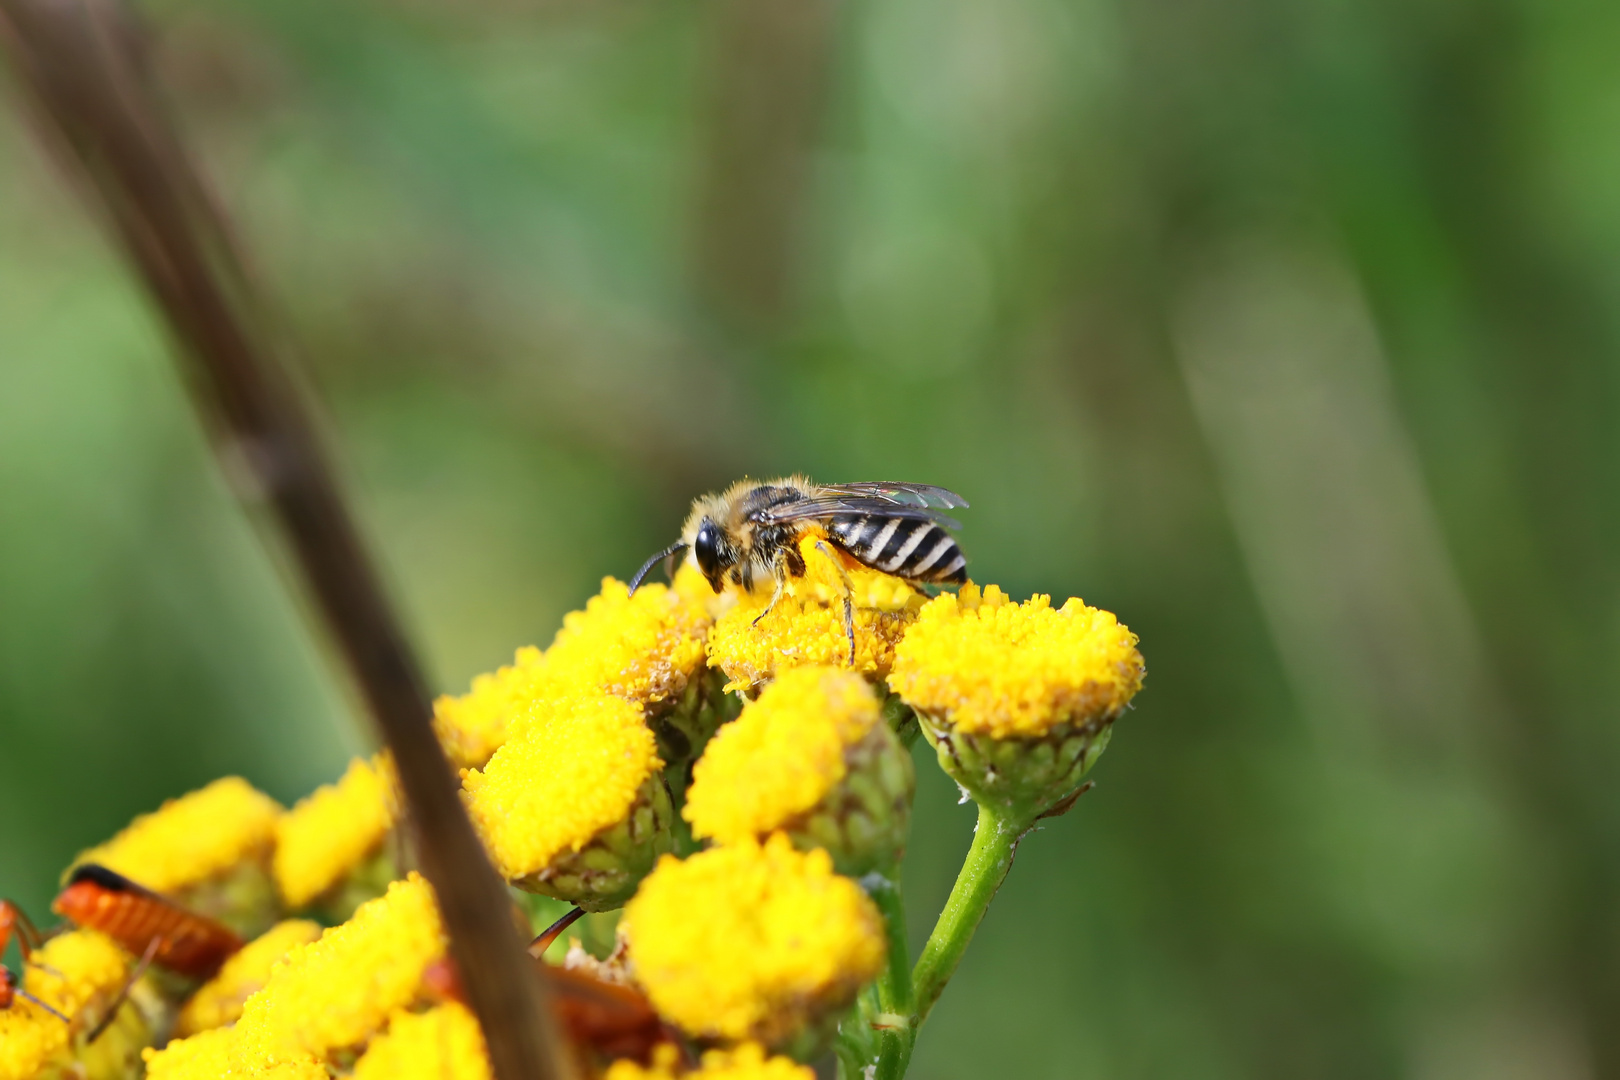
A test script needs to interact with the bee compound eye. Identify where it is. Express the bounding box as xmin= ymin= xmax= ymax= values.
xmin=694 ymin=522 xmax=721 ymax=576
